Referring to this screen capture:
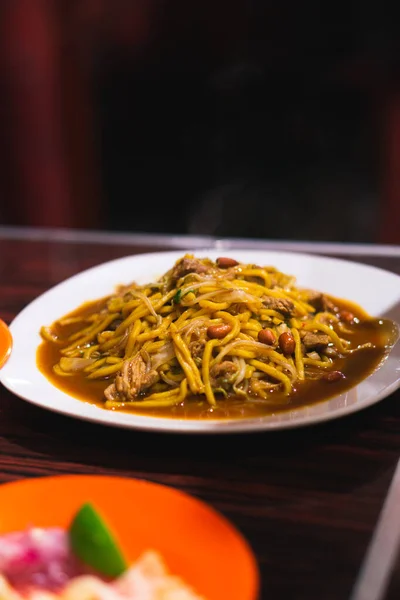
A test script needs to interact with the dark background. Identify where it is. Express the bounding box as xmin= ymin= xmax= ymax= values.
xmin=1 ymin=1 xmax=399 ymax=242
